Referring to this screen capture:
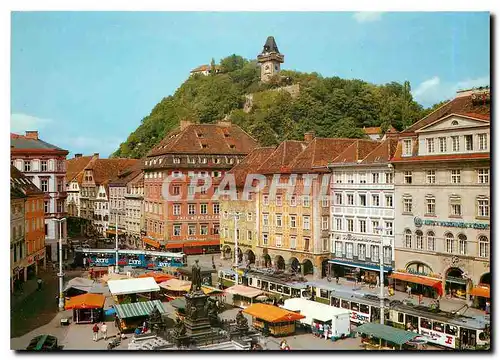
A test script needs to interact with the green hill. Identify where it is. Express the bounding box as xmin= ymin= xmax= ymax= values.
xmin=112 ymin=55 xmax=435 ymax=159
